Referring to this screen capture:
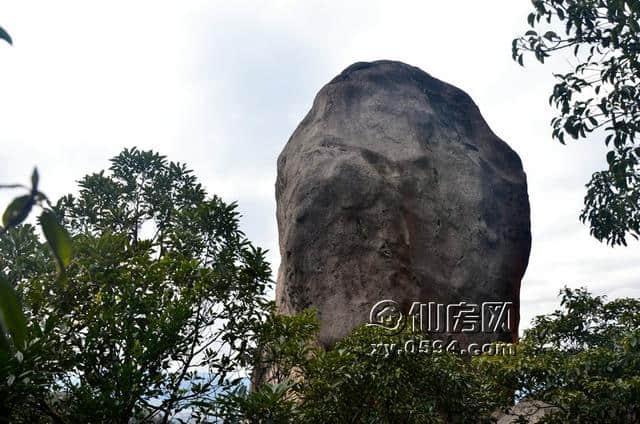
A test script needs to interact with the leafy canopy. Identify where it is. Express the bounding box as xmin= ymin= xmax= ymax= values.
xmin=480 ymin=287 xmax=640 ymax=423
xmin=514 ymin=0 xmax=640 ymax=246
xmin=223 ymin=310 xmax=510 ymax=423
xmin=0 ymin=167 xmax=73 ymax=357
xmin=0 ymin=148 xmax=272 ymax=423
xmin=228 ymin=288 xmax=640 ymax=423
